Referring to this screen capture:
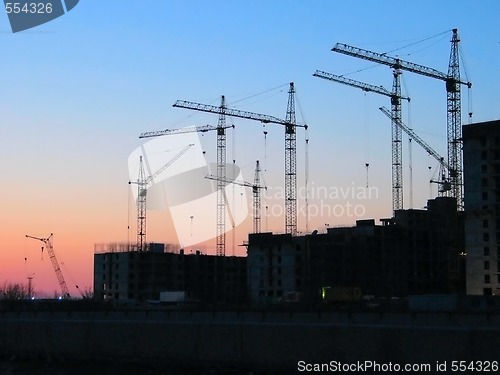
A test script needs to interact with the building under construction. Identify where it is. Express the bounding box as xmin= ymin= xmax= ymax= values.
xmin=93 ymin=243 xmax=246 ymax=304
xmin=463 ymin=119 xmax=500 ymax=295
xmin=106 ymin=28 xmax=479 ymax=306
xmin=247 ymin=197 xmax=464 ymax=305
